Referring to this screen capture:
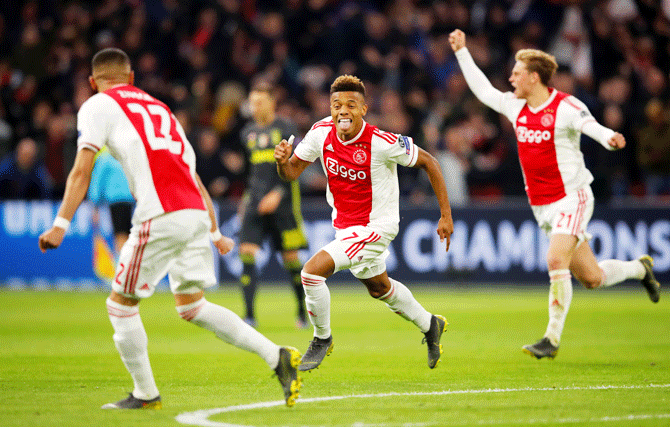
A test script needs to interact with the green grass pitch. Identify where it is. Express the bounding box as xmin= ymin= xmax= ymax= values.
xmin=1 ymin=284 xmax=668 ymax=427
